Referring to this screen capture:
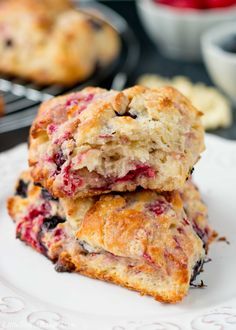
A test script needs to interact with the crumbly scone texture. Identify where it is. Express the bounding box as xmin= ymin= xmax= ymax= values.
xmin=7 ymin=171 xmax=215 ymax=303
xmin=0 ymin=0 xmax=120 ymax=85
xmin=29 ymin=85 xmax=204 ymax=199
